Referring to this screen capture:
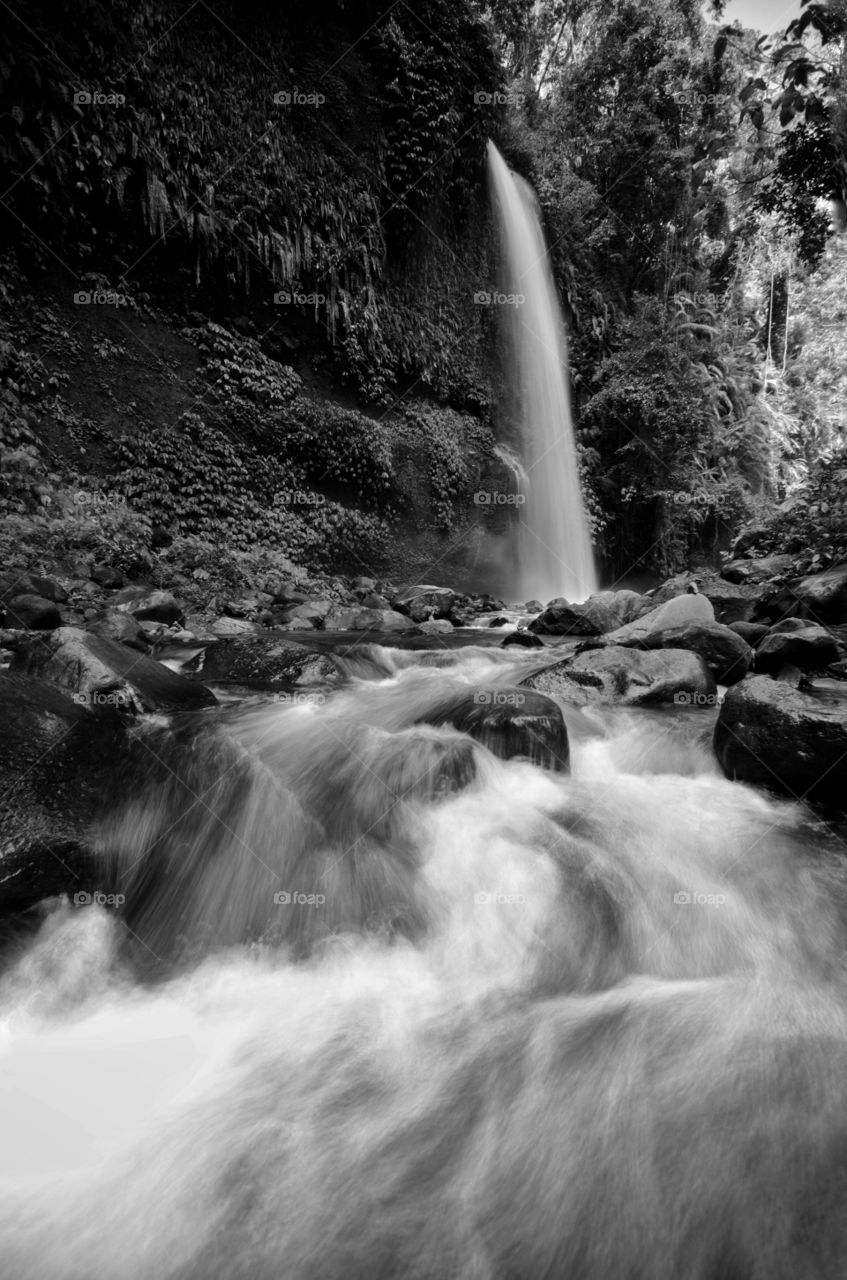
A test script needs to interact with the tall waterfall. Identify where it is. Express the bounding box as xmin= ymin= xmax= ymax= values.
xmin=487 ymin=140 xmax=597 ymax=605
